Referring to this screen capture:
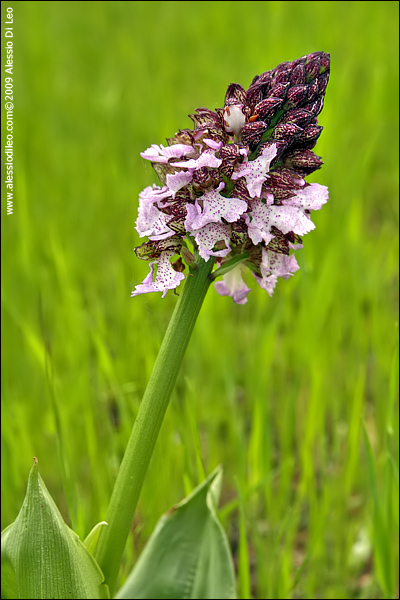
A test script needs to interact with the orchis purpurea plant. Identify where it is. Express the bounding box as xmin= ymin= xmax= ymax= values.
xmin=1 ymin=52 xmax=330 ymax=600
xmin=133 ymin=51 xmax=329 ymax=303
